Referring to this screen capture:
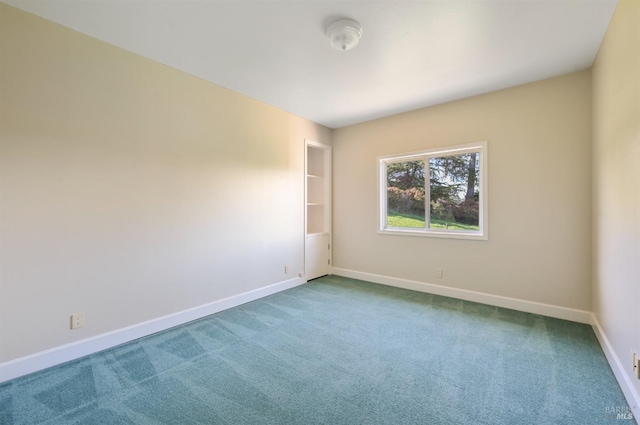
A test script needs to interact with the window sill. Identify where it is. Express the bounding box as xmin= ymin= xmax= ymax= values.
xmin=378 ymin=228 xmax=487 ymax=241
